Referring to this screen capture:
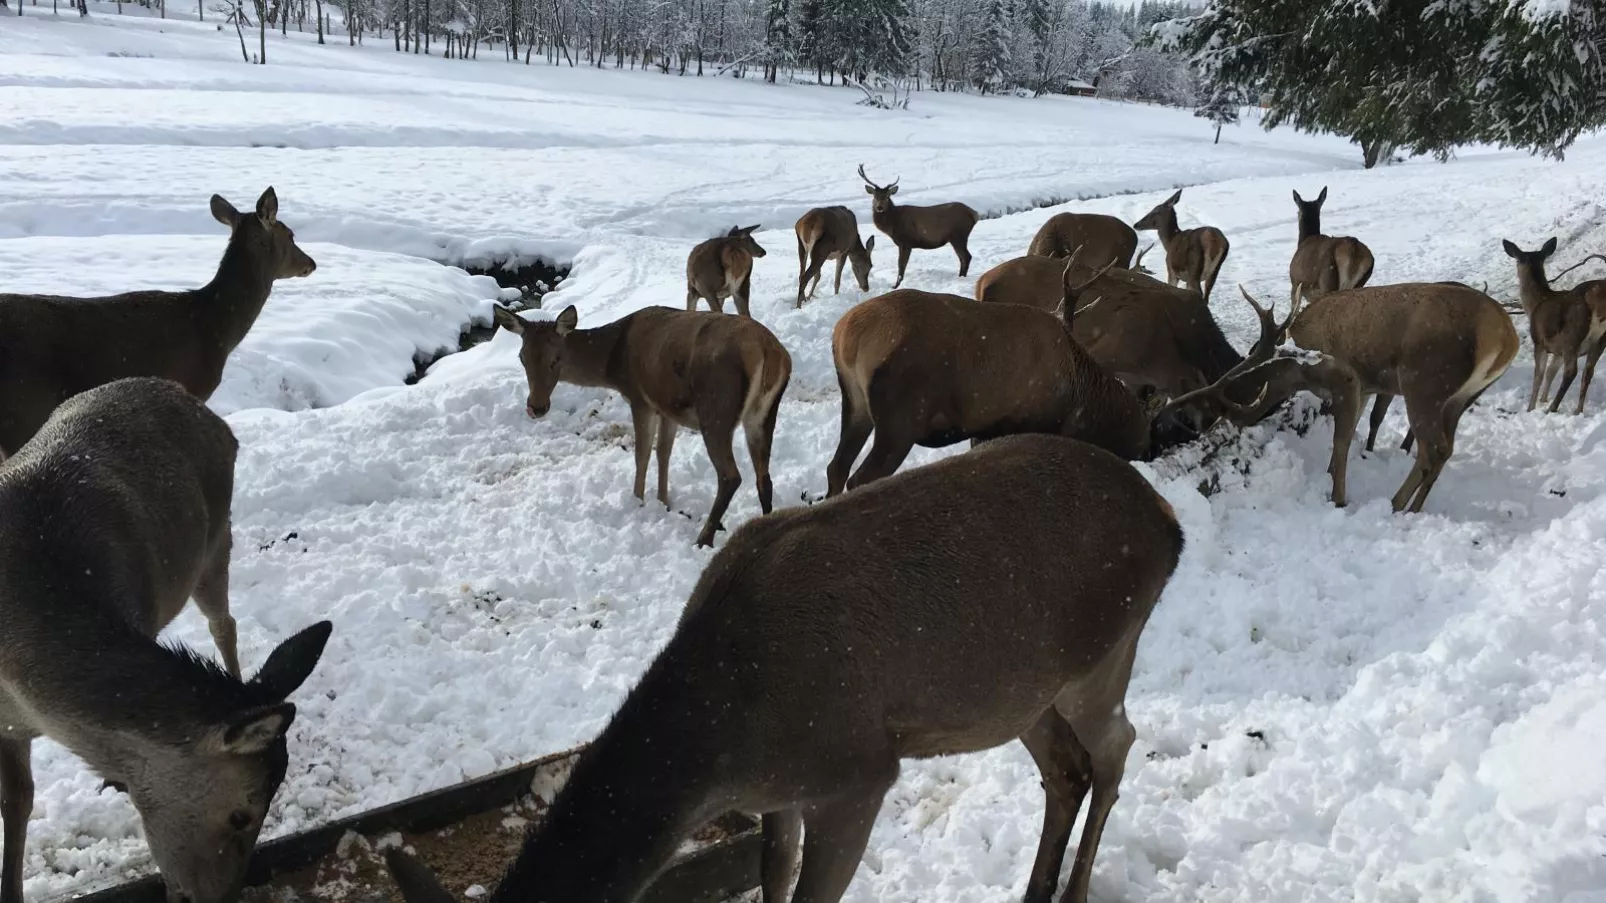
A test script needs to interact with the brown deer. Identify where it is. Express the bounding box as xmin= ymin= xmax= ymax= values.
xmin=1289 ymin=187 xmax=1374 ymax=307
xmin=0 ymin=188 xmax=315 ymax=457
xmin=0 ymin=377 xmax=332 ymax=903
xmin=1028 ymin=211 xmax=1139 ymax=269
xmin=826 ymin=263 xmax=1284 ymax=494
xmin=494 ymin=304 xmax=791 ymax=547
xmin=385 ymin=432 xmax=1184 ymax=903
xmin=793 ymin=206 xmax=875 ymax=307
xmin=857 ymin=164 xmax=979 ymax=289
xmin=1282 ymin=283 xmax=1519 ymax=511
xmin=1132 ymin=189 xmax=1231 ymax=302
xmin=1502 ymin=238 xmax=1606 ymax=414
xmin=686 ymin=225 xmax=767 ymax=318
